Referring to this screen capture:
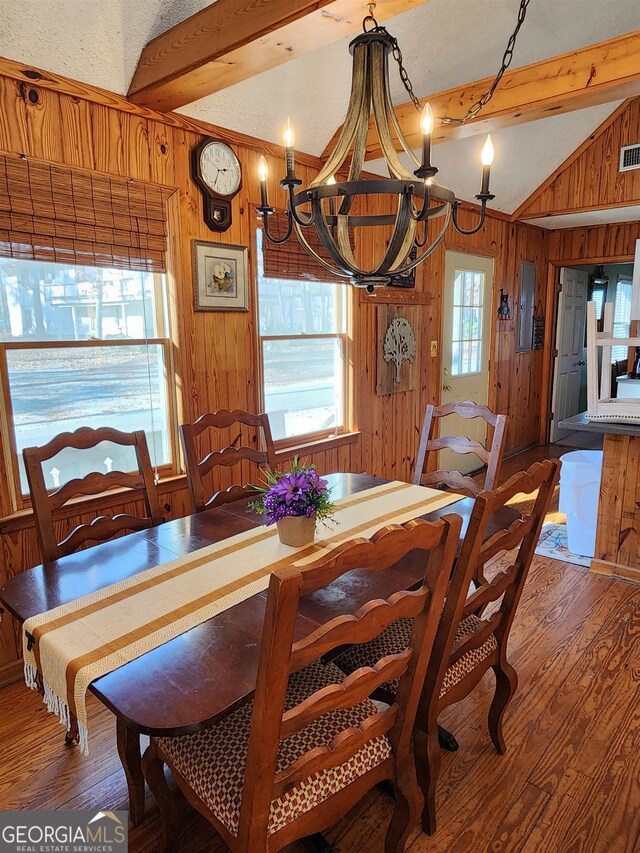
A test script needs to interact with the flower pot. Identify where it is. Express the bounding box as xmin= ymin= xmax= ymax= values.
xmin=276 ymin=515 xmax=316 ymax=547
